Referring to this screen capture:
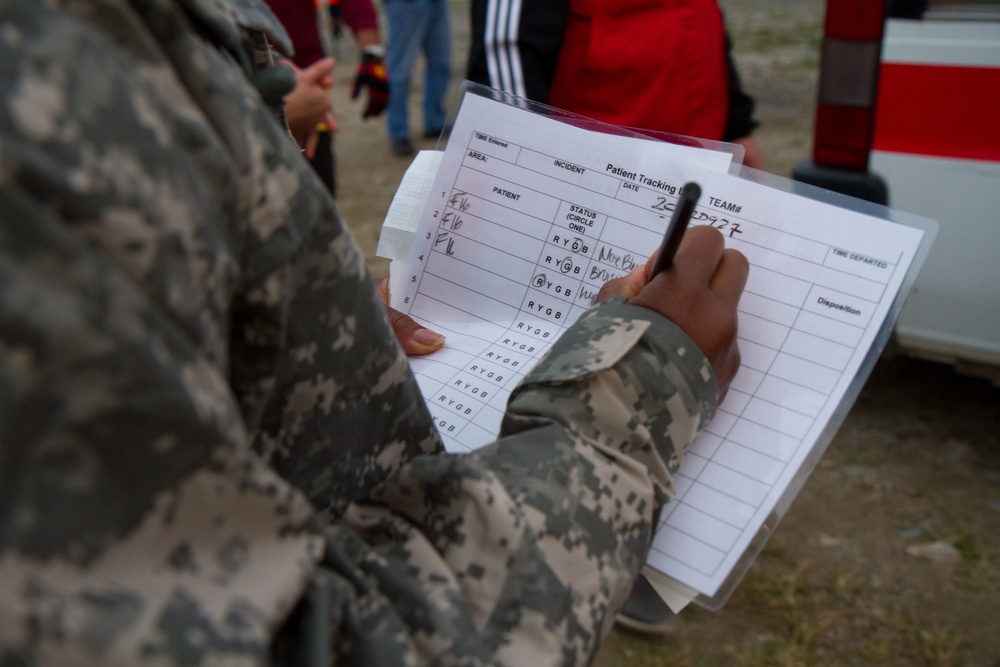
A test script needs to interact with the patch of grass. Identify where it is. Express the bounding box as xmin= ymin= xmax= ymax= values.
xmin=950 ymin=534 xmax=1000 ymax=590
xmin=602 ymin=558 xmax=976 ymax=667
xmin=710 ymin=563 xmax=840 ymax=666
xmin=594 ymin=632 xmax=696 ymax=667
xmin=736 ymin=25 xmax=823 ymax=54
xmin=895 ymin=612 xmax=966 ymax=667
xmin=856 ymin=611 xmax=964 ymax=666
xmin=951 ymin=533 xmax=979 ymax=562
xmin=799 ymin=55 xmax=820 ymax=70
xmin=745 ymin=561 xmax=815 ymax=609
